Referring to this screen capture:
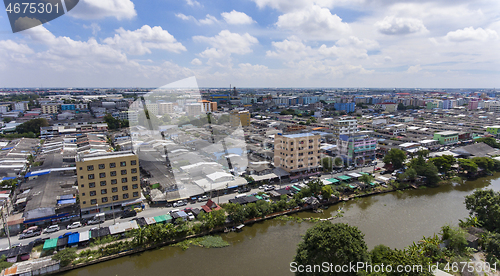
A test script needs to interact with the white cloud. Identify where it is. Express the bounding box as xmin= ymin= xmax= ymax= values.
xmin=276 ymin=5 xmax=350 ymax=40
xmin=375 ymin=16 xmax=428 ymax=35
xmin=194 ymin=30 xmax=258 ymax=55
xmin=445 ymin=27 xmax=499 ymax=42
xmin=68 ymin=0 xmax=136 ymax=20
xmin=0 ymin=40 xmax=33 ymax=55
xmin=185 ymin=0 xmax=201 ymax=7
xmin=407 ymin=64 xmax=422 ymax=73
xmin=266 ymin=36 xmax=314 ymax=60
xmin=221 ymin=10 xmax=255 ymax=25
xmin=177 ymin=13 xmax=218 ymax=25
xmin=104 ymin=25 xmax=186 ymax=55
xmin=191 ymin=58 xmax=203 ymax=65
xmin=83 ymin=23 xmax=101 ymax=36
xmin=336 ymin=36 xmax=379 ymax=50
xmin=250 ymin=0 xmax=359 ymax=12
